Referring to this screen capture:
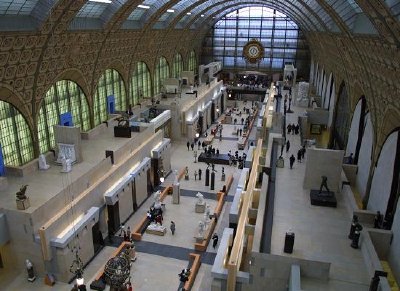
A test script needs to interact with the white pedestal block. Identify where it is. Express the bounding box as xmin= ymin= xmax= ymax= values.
xmin=173 ymin=183 xmax=180 ymax=204
xmin=0 ymin=177 xmax=8 ymax=191
xmin=195 ymin=202 xmax=206 ymax=213
xmin=16 ymin=197 xmax=30 ymax=210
